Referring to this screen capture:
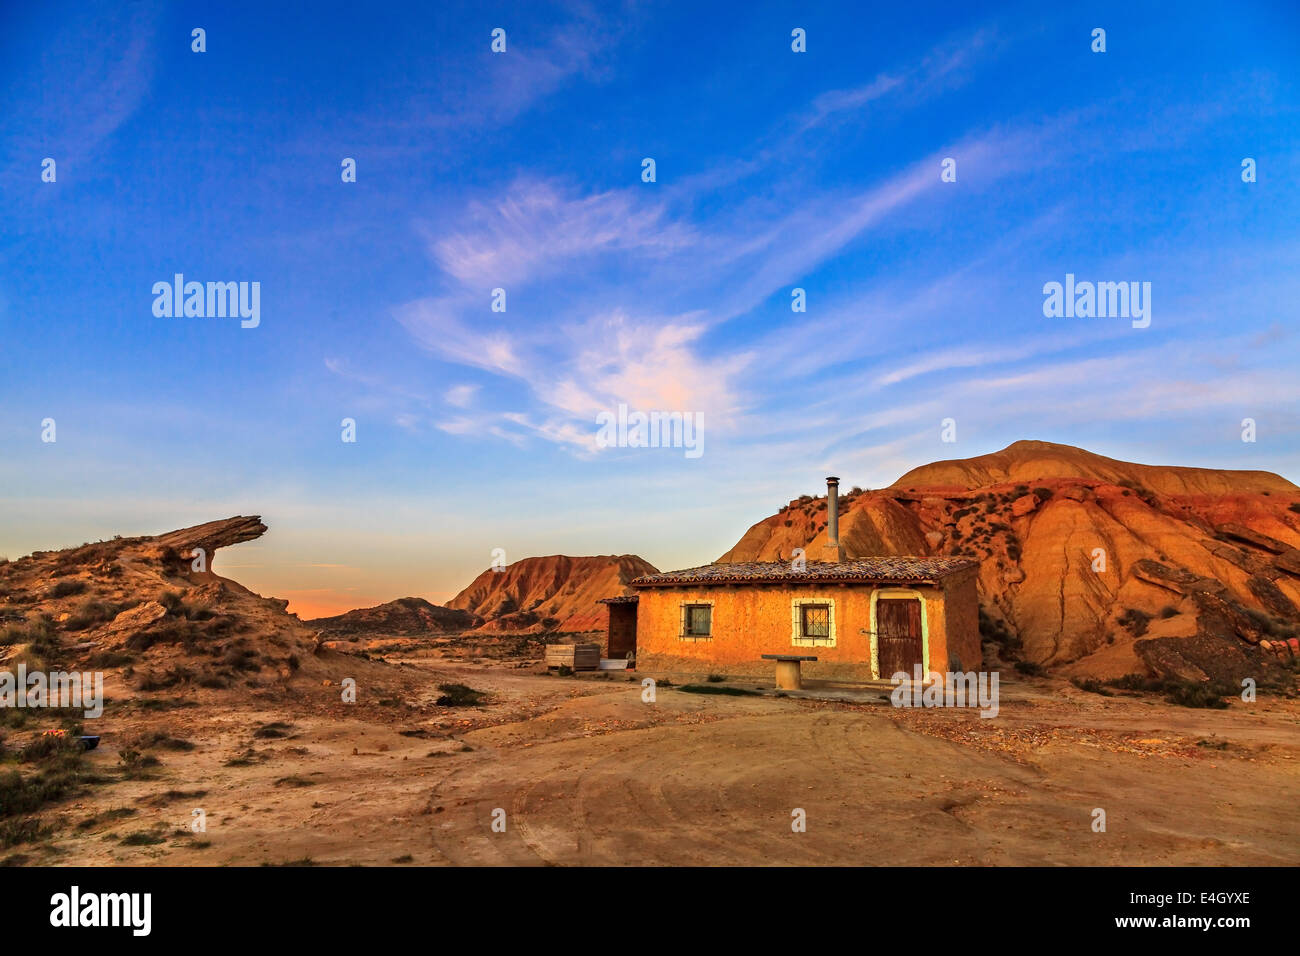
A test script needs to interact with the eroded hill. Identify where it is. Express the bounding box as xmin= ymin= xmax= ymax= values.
xmin=309 ymin=597 xmax=481 ymax=638
xmin=720 ymin=441 xmax=1300 ymax=680
xmin=447 ymin=554 xmax=659 ymax=633
xmin=0 ymin=516 xmax=379 ymax=694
